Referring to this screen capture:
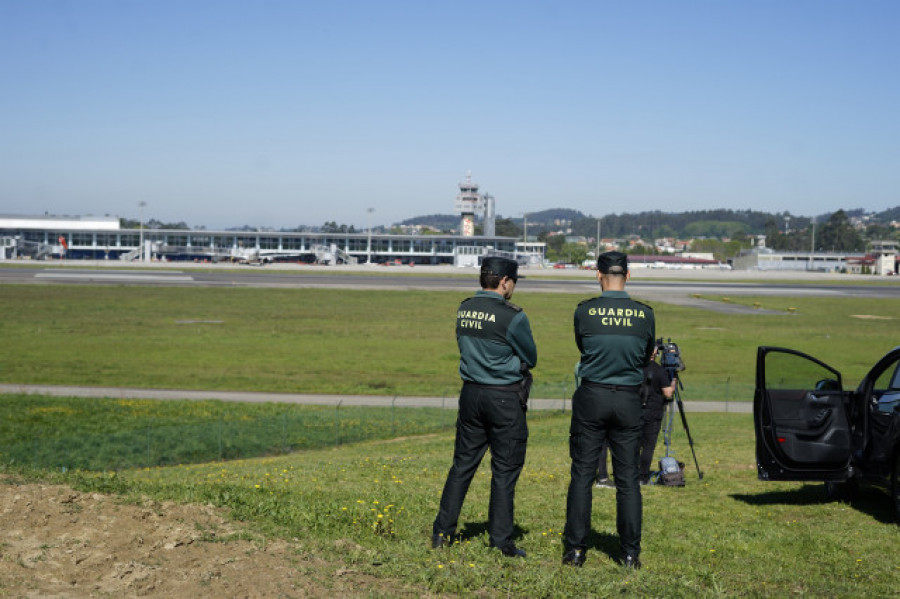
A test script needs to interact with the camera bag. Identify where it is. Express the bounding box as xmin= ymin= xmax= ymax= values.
xmin=658 ymin=456 xmax=685 ymax=487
